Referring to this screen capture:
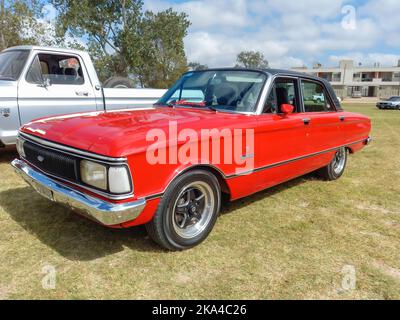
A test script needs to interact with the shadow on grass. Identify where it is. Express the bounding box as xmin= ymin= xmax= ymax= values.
xmin=220 ymin=173 xmax=314 ymax=215
xmin=0 ymin=186 xmax=164 ymax=260
xmin=0 ymin=174 xmax=315 ymax=261
xmin=0 ymin=148 xmax=17 ymax=163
